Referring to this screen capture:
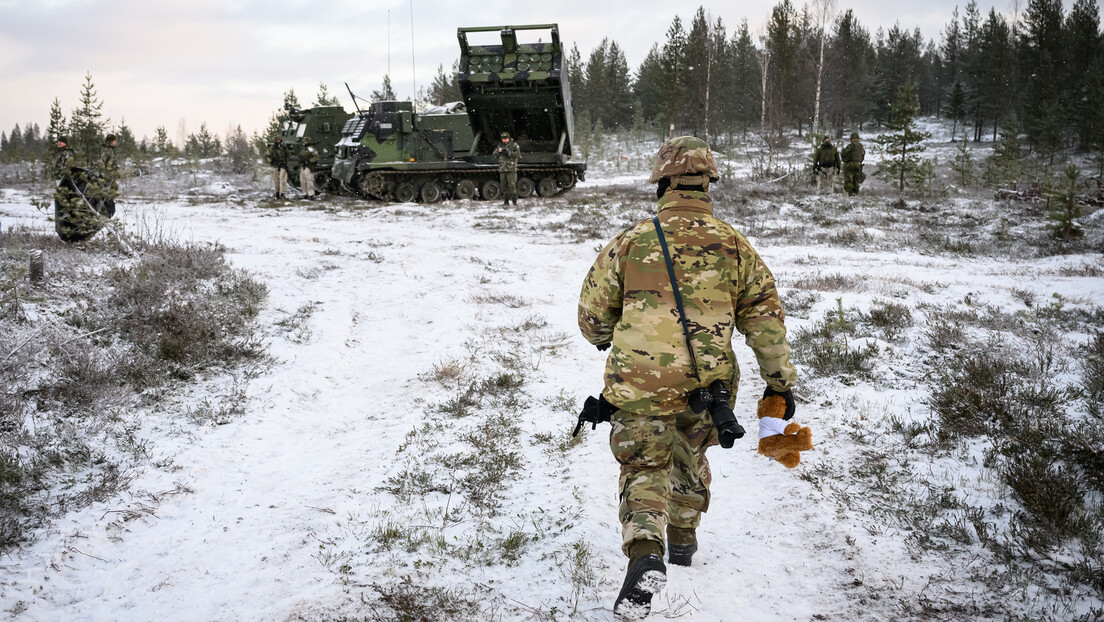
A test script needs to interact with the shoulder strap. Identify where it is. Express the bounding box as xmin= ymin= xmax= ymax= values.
xmin=652 ymin=216 xmax=702 ymax=384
